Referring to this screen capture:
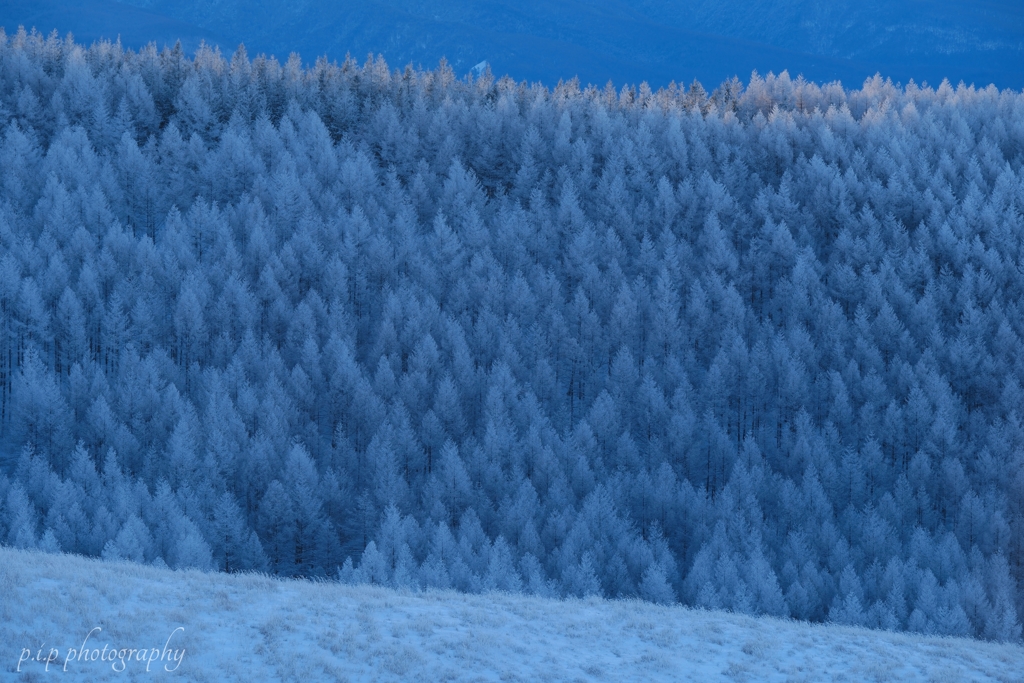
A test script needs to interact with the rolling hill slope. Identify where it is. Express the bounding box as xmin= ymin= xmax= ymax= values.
xmin=3 ymin=546 xmax=1023 ymax=682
